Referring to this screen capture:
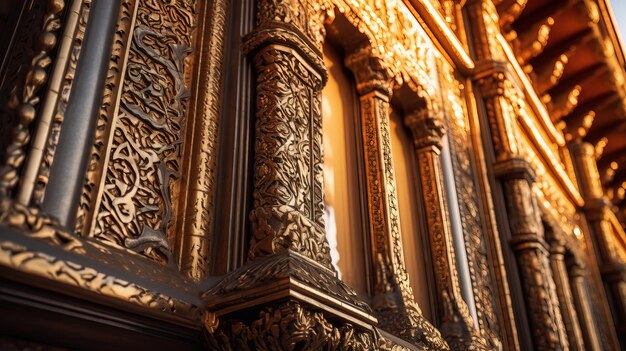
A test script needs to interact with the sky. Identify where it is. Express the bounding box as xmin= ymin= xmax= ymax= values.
xmin=611 ymin=0 xmax=626 ymax=44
